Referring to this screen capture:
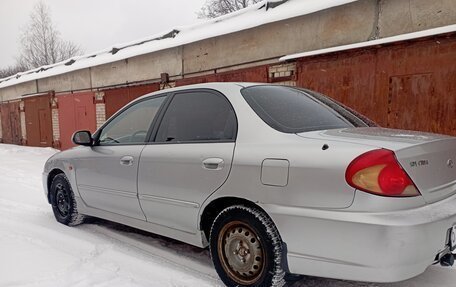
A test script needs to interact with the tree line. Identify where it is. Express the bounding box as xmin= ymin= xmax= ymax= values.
xmin=0 ymin=2 xmax=83 ymax=78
